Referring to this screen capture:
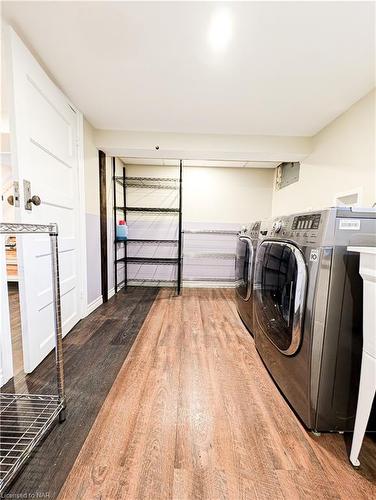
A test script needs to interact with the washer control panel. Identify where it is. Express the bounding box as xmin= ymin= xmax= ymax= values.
xmin=292 ymin=213 xmax=321 ymax=231
xmin=264 ymin=212 xmax=324 ymax=244
xmin=240 ymin=221 xmax=261 ymax=239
